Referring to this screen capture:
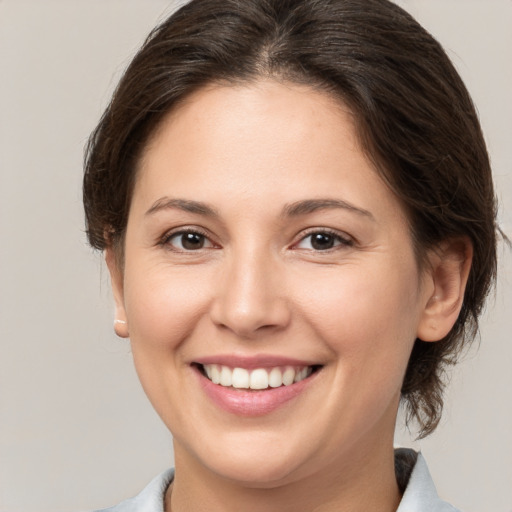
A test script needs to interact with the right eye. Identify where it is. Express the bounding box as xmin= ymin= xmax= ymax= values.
xmin=163 ymin=230 xmax=214 ymax=251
